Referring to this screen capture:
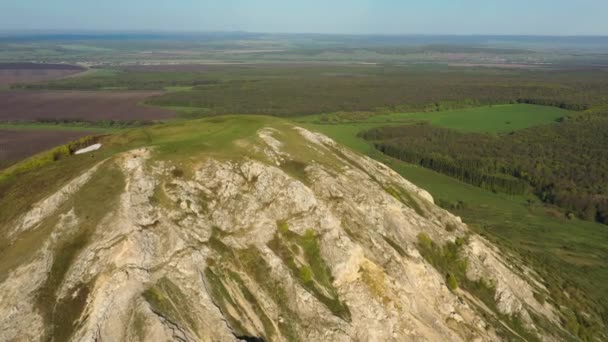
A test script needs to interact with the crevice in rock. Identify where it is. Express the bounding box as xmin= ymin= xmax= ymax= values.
xmin=235 ymin=335 xmax=265 ymax=342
